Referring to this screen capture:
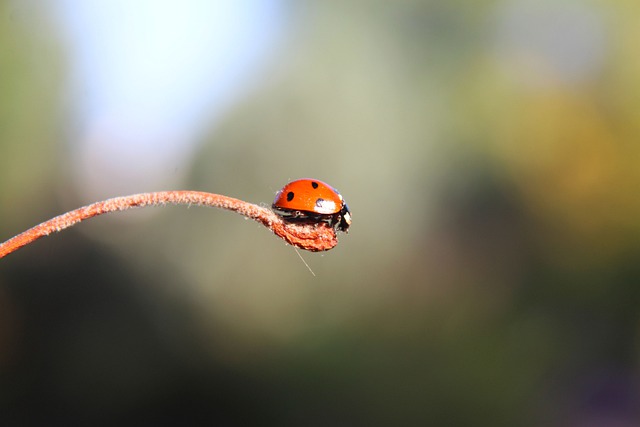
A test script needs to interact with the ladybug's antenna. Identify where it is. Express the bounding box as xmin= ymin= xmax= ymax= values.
xmin=294 ymin=247 xmax=316 ymax=277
